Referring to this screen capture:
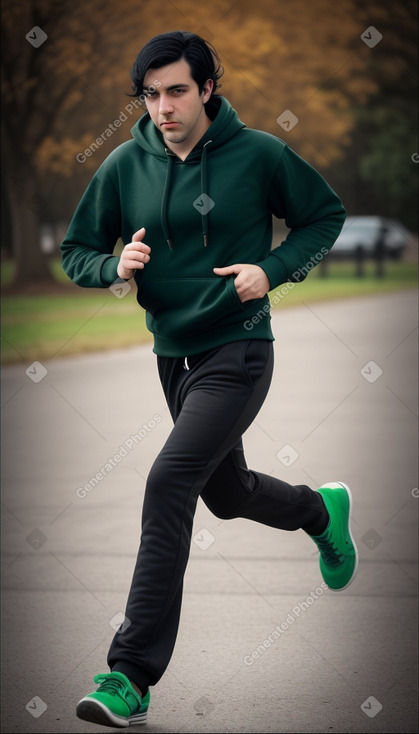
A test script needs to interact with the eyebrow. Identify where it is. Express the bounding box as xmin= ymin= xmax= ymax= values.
xmin=143 ymin=83 xmax=191 ymax=92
